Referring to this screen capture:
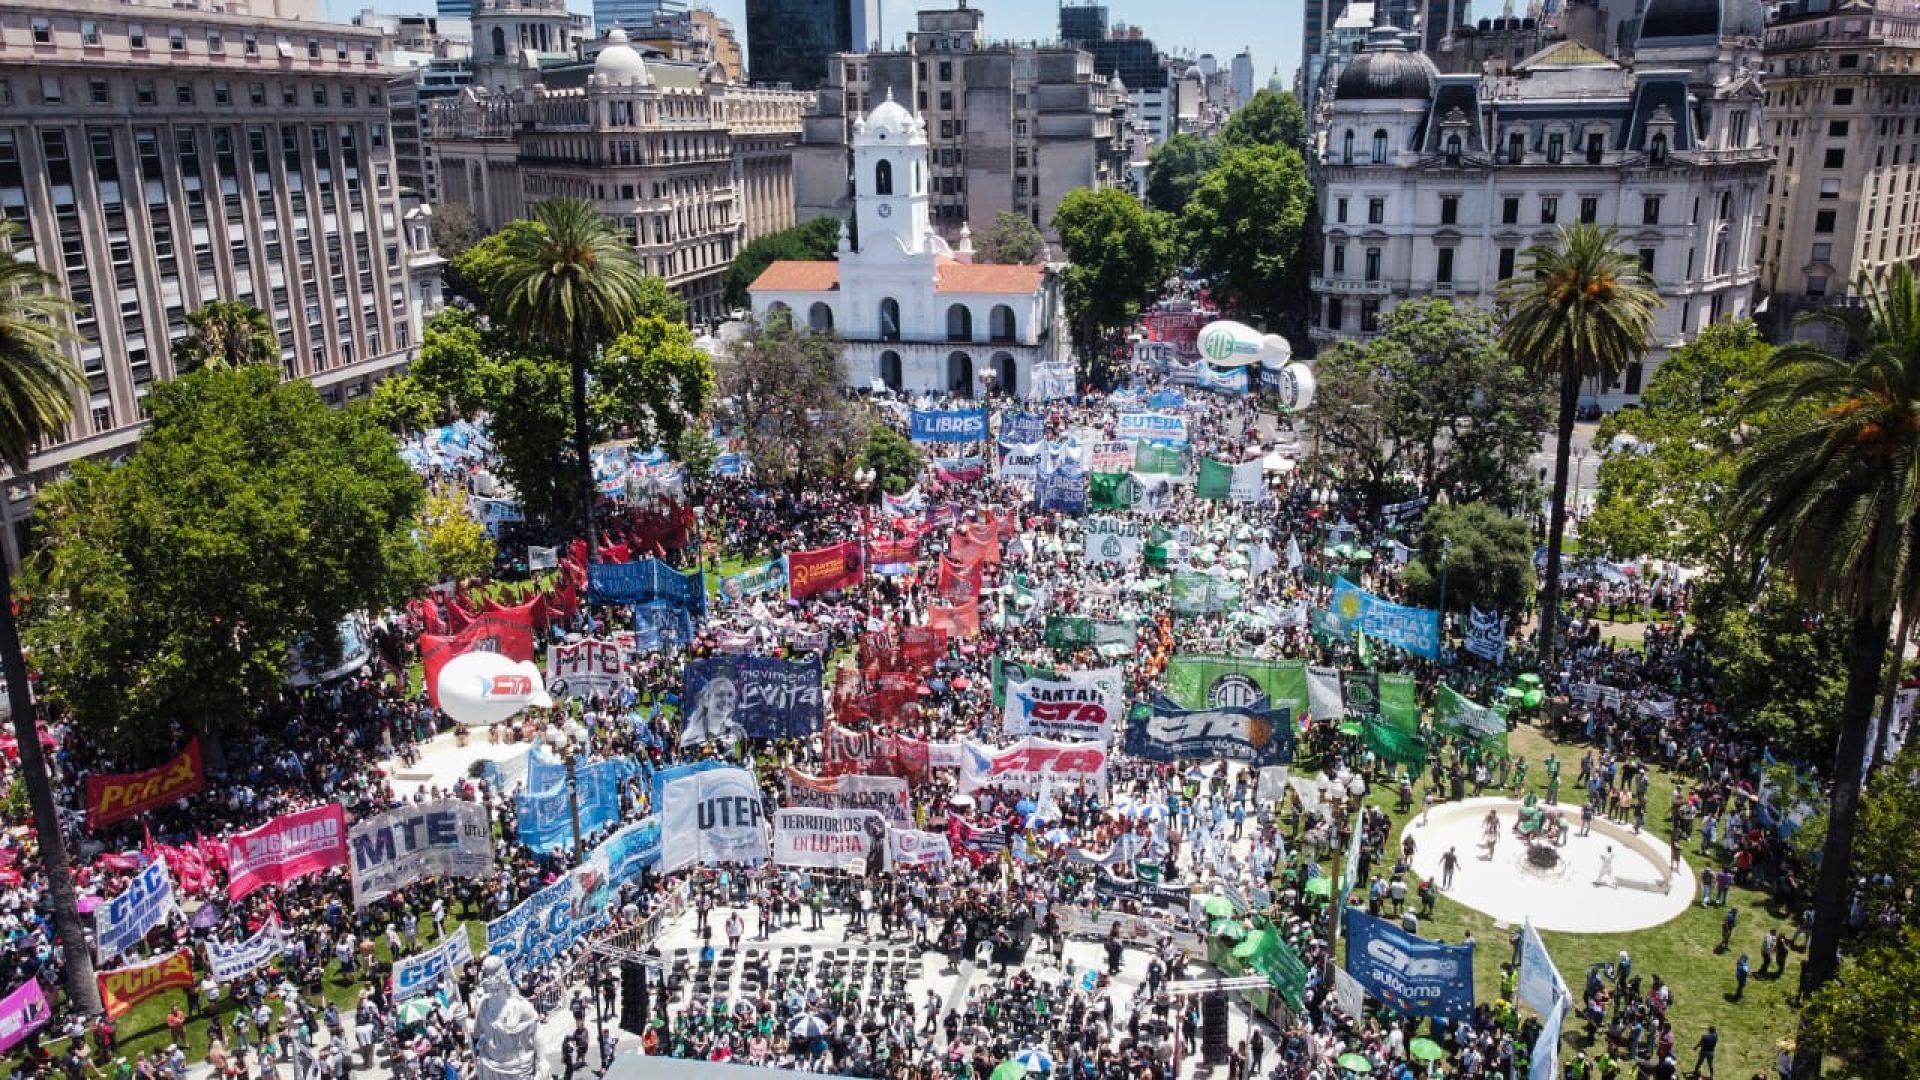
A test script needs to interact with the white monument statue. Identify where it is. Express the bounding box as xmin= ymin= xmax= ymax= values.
xmin=472 ymin=955 xmax=548 ymax=1080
